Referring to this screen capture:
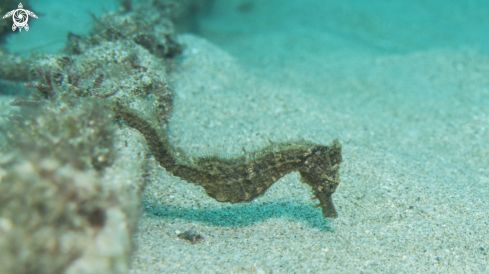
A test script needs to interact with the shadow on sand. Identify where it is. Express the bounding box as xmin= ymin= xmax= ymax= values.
xmin=144 ymin=201 xmax=334 ymax=231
